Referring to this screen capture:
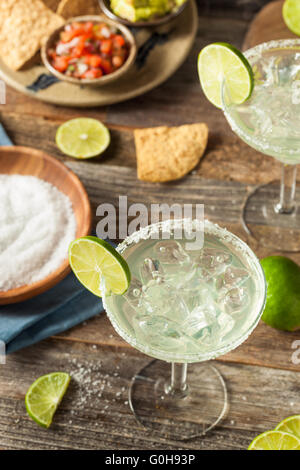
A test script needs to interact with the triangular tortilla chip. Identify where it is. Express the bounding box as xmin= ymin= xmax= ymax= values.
xmin=134 ymin=123 xmax=208 ymax=182
xmin=0 ymin=0 xmax=64 ymax=70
